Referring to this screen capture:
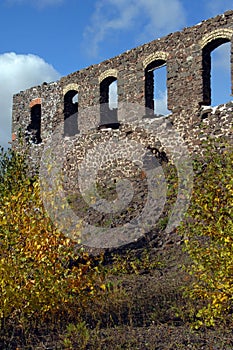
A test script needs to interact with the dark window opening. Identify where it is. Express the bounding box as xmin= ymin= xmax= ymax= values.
xmin=27 ymin=104 xmax=42 ymax=144
xmin=100 ymin=76 xmax=119 ymax=128
xmin=202 ymin=39 xmax=231 ymax=106
xmin=145 ymin=60 xmax=170 ymax=116
xmin=64 ymin=90 xmax=79 ymax=136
